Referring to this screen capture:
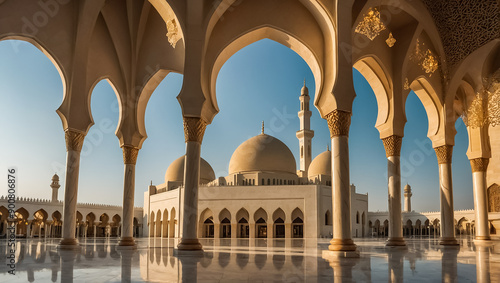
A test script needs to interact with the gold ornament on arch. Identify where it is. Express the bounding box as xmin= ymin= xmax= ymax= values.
xmin=355 ymin=7 xmax=386 ymax=41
